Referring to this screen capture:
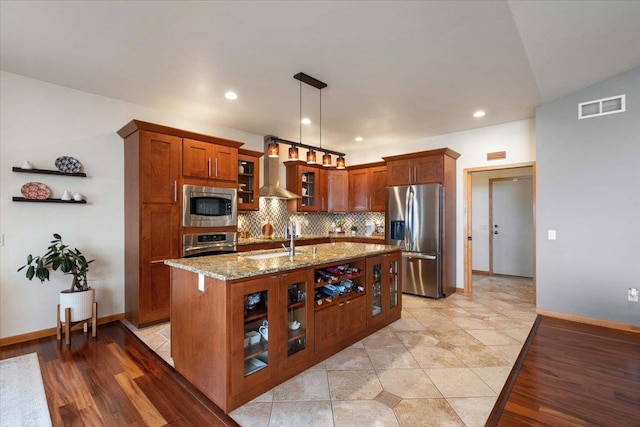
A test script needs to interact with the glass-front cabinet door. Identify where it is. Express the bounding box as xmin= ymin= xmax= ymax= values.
xmin=366 ymin=256 xmax=384 ymax=327
xmin=231 ymin=275 xmax=277 ymax=395
xmin=386 ymin=253 xmax=401 ymax=316
xmin=279 ymin=270 xmax=313 ymax=373
xmin=300 ymin=167 xmax=317 ymax=212
xmin=238 ymin=150 xmax=261 ymax=211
